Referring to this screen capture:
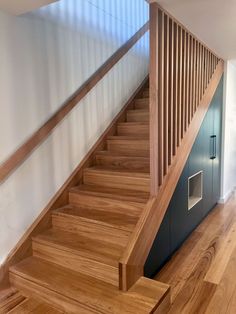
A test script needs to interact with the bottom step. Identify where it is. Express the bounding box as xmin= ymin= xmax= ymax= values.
xmin=10 ymin=257 xmax=170 ymax=314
